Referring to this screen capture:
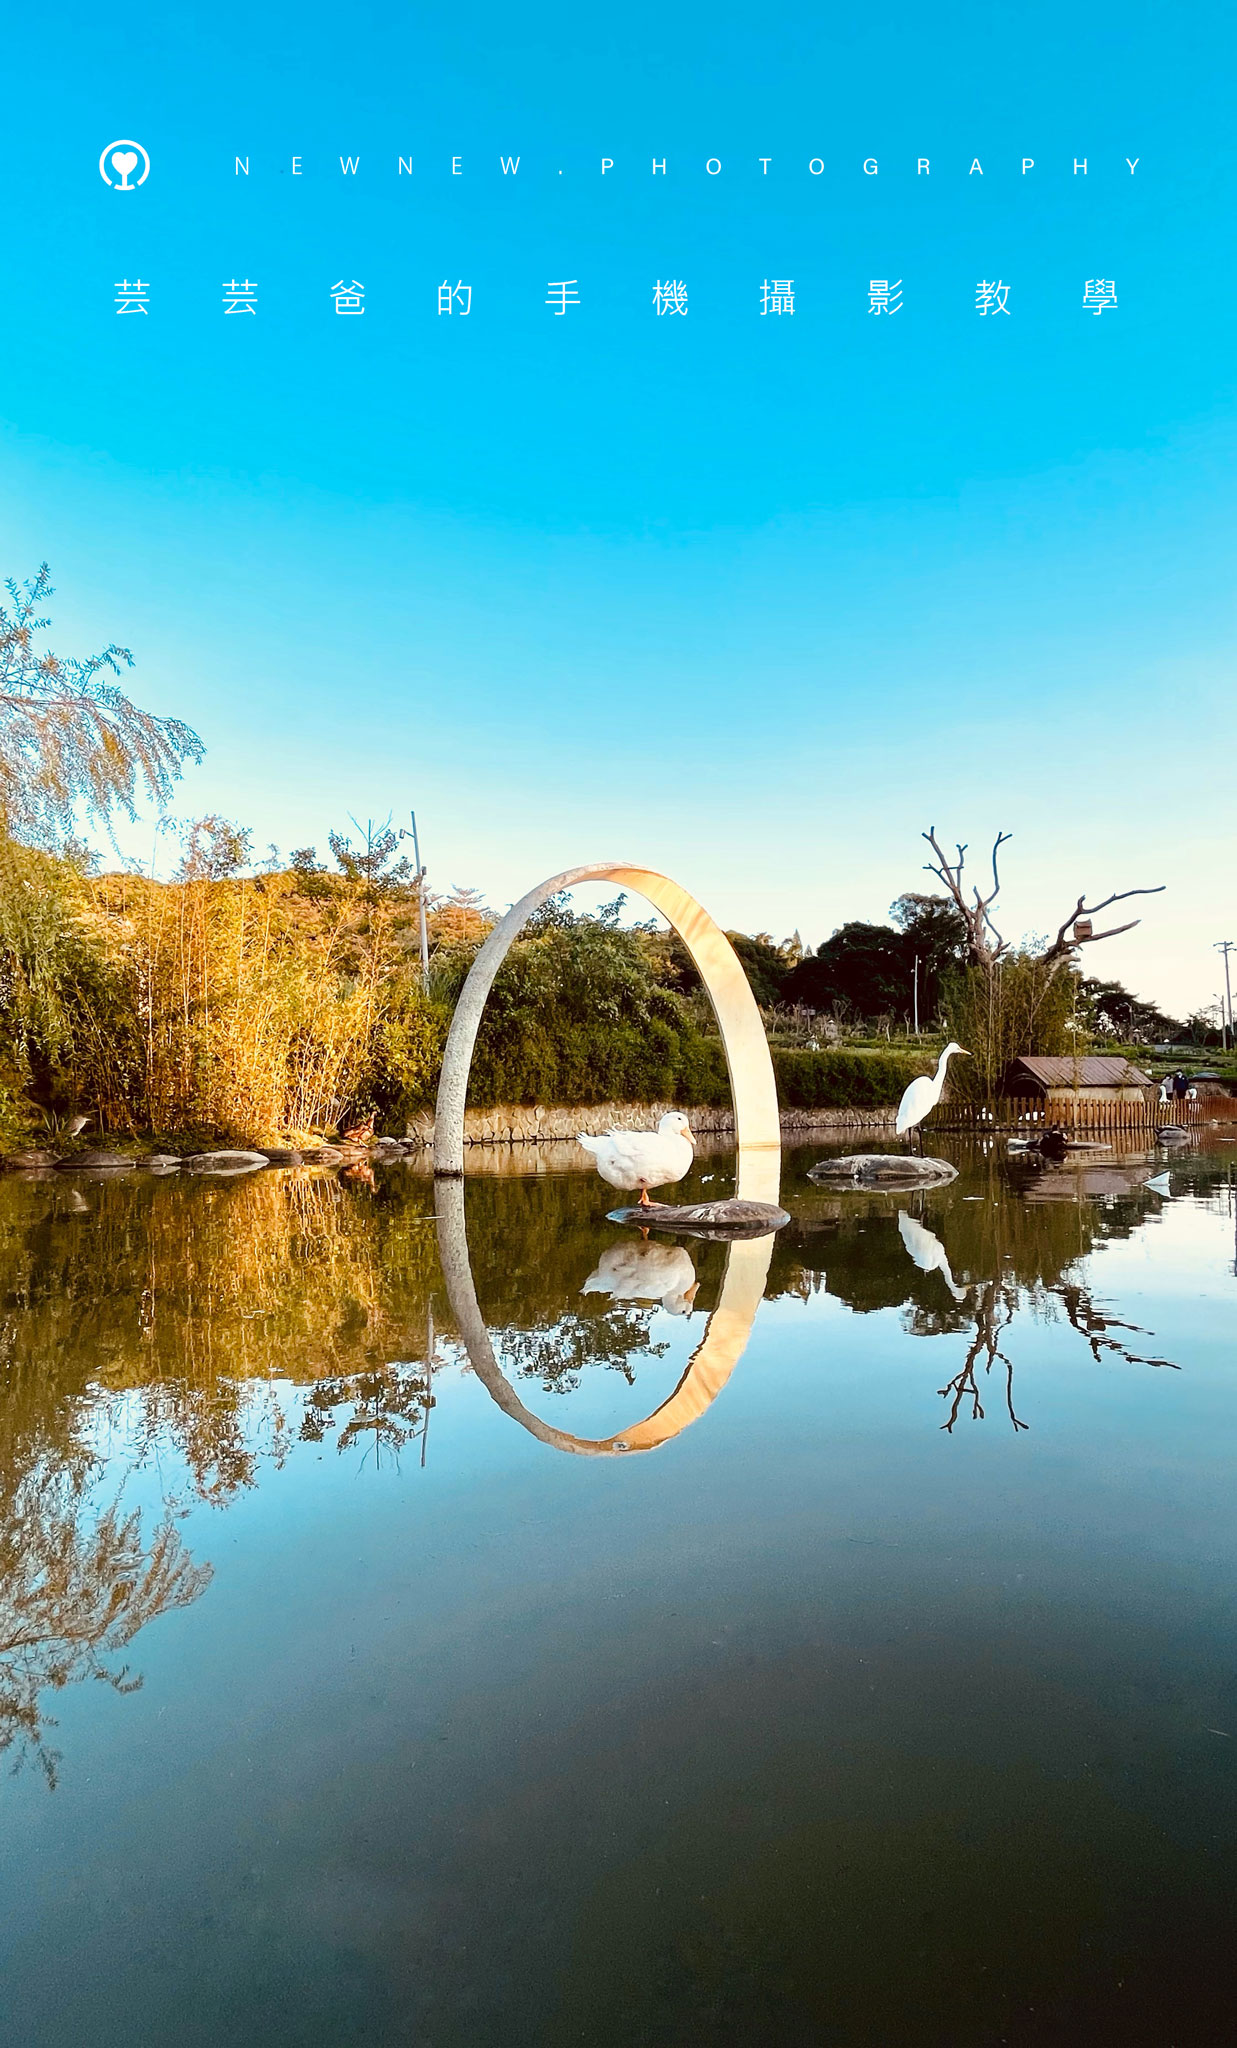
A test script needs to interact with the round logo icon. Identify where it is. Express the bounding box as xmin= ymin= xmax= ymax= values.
xmin=99 ymin=140 xmax=150 ymax=191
